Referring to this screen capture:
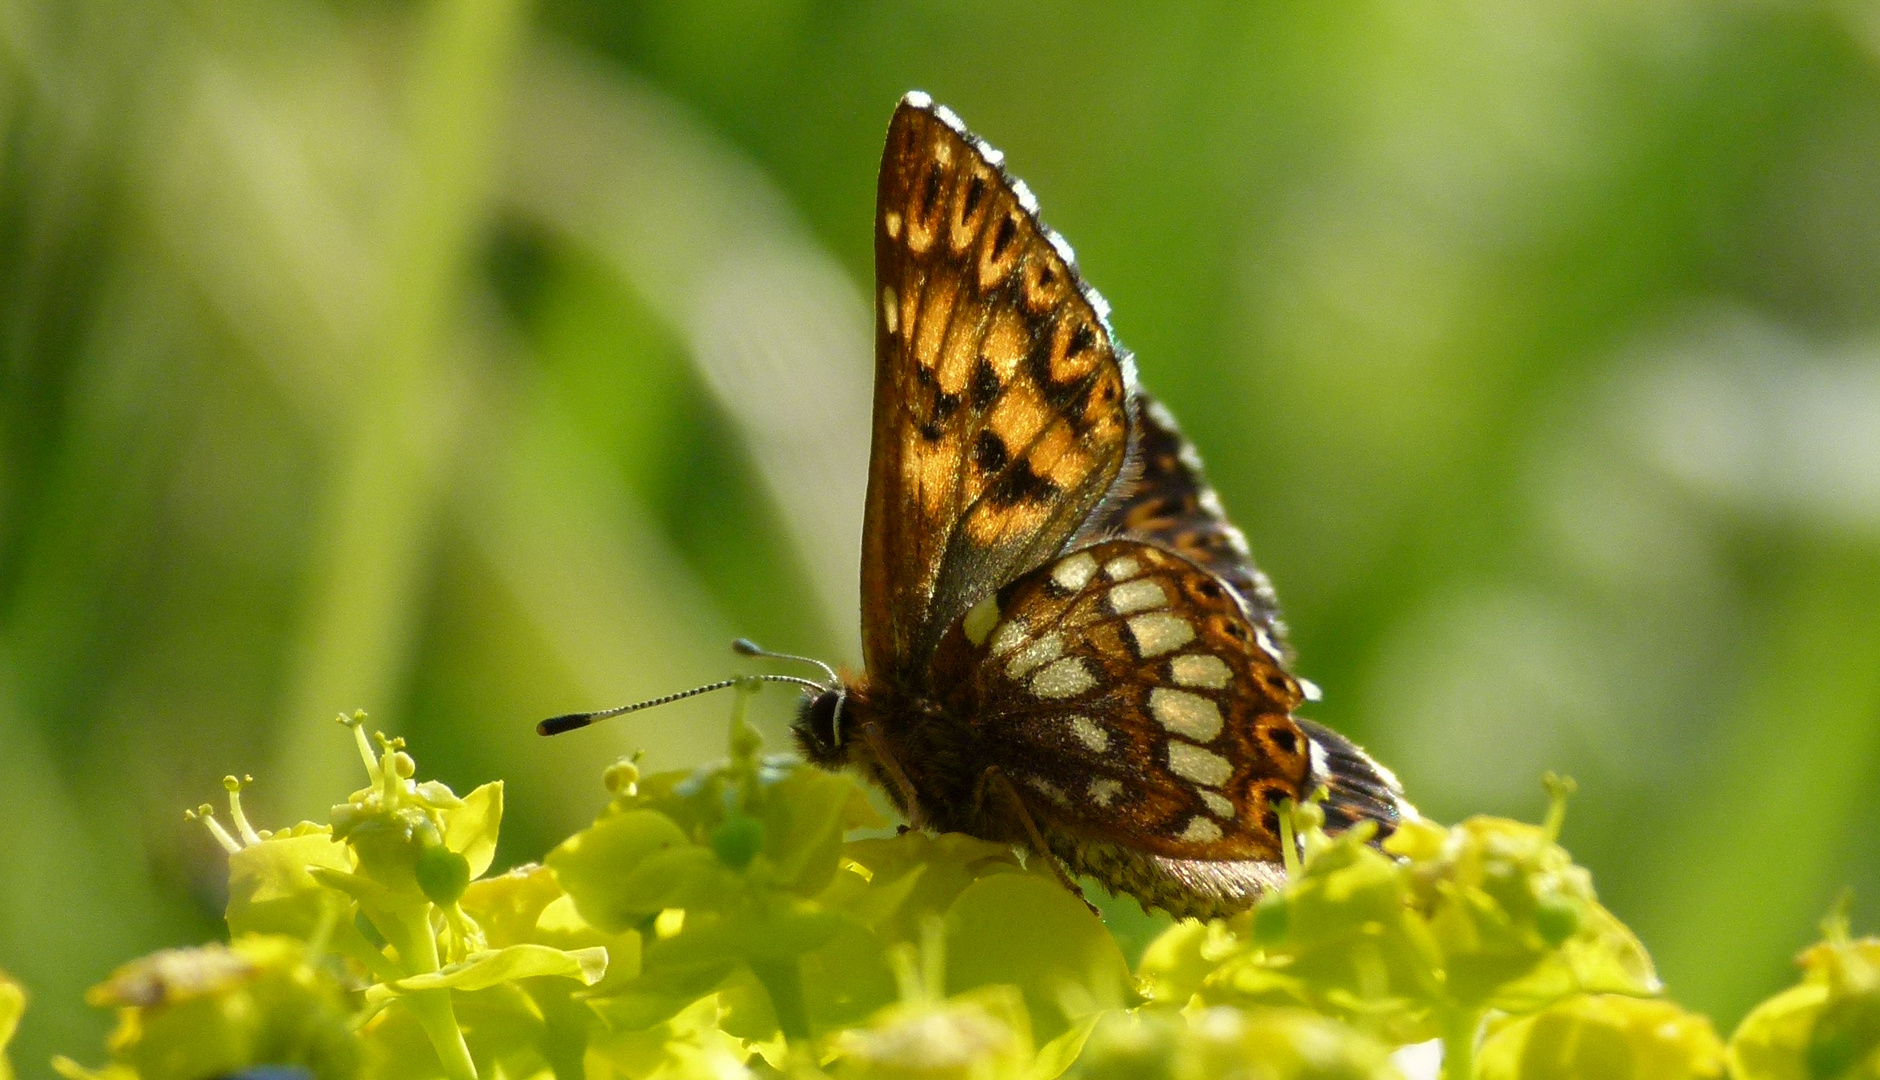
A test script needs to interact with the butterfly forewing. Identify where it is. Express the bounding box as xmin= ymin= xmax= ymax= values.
xmin=928 ymin=539 xmax=1311 ymax=860
xmin=863 ymin=97 xmax=1132 ymax=685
